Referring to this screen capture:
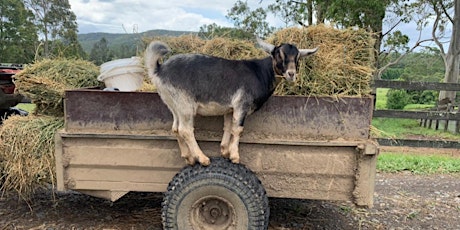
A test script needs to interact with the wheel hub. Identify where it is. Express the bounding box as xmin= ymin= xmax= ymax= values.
xmin=191 ymin=195 xmax=235 ymax=229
